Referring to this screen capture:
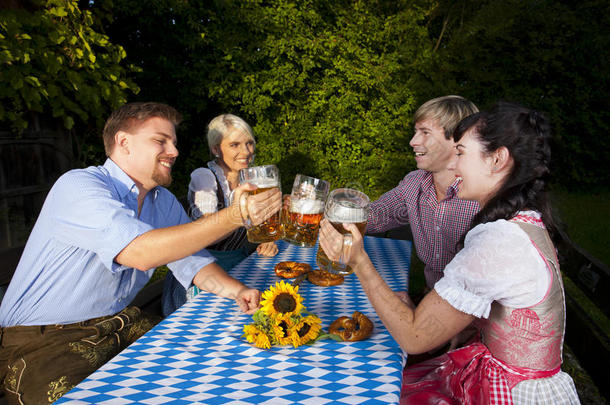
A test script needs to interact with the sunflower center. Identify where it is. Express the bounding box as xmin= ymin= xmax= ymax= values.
xmin=273 ymin=292 xmax=297 ymax=313
xmin=279 ymin=321 xmax=288 ymax=337
xmin=298 ymin=323 xmax=311 ymax=337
